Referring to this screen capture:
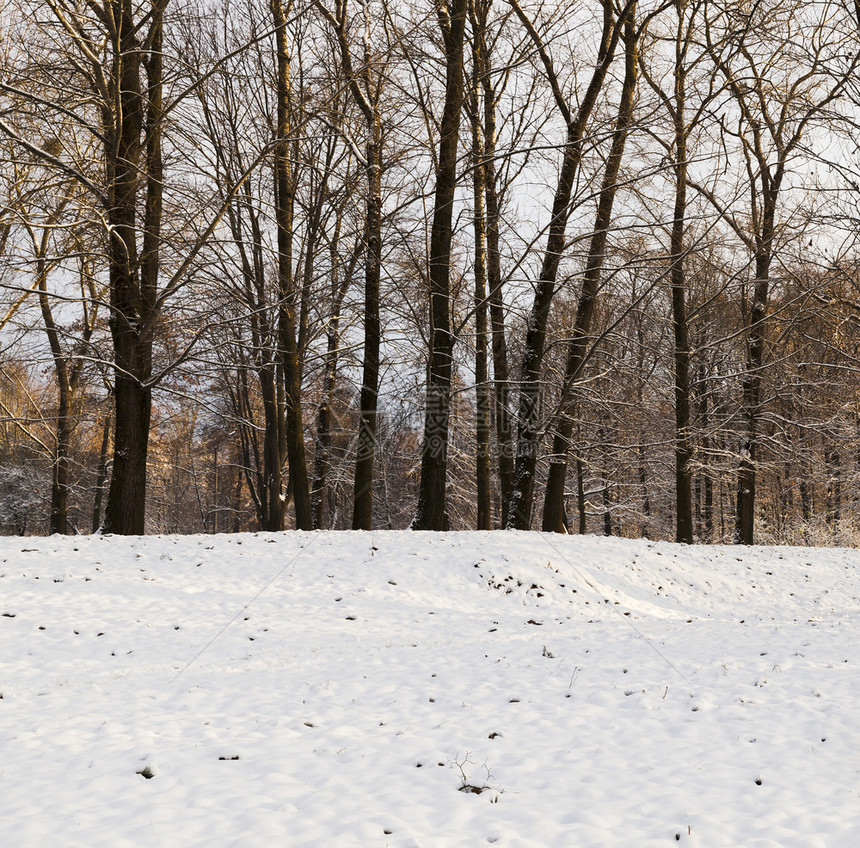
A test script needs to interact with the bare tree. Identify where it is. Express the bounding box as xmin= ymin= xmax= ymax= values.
xmin=541 ymin=3 xmax=640 ymax=532
xmin=316 ymin=0 xmax=386 ymax=530
xmin=505 ymin=0 xmax=634 ymax=529
xmin=696 ymin=0 xmax=858 ymax=543
xmin=412 ymin=0 xmax=468 ymax=531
